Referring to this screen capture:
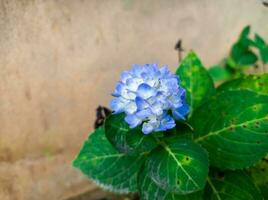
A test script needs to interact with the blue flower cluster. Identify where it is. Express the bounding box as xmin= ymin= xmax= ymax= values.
xmin=110 ymin=64 xmax=189 ymax=134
